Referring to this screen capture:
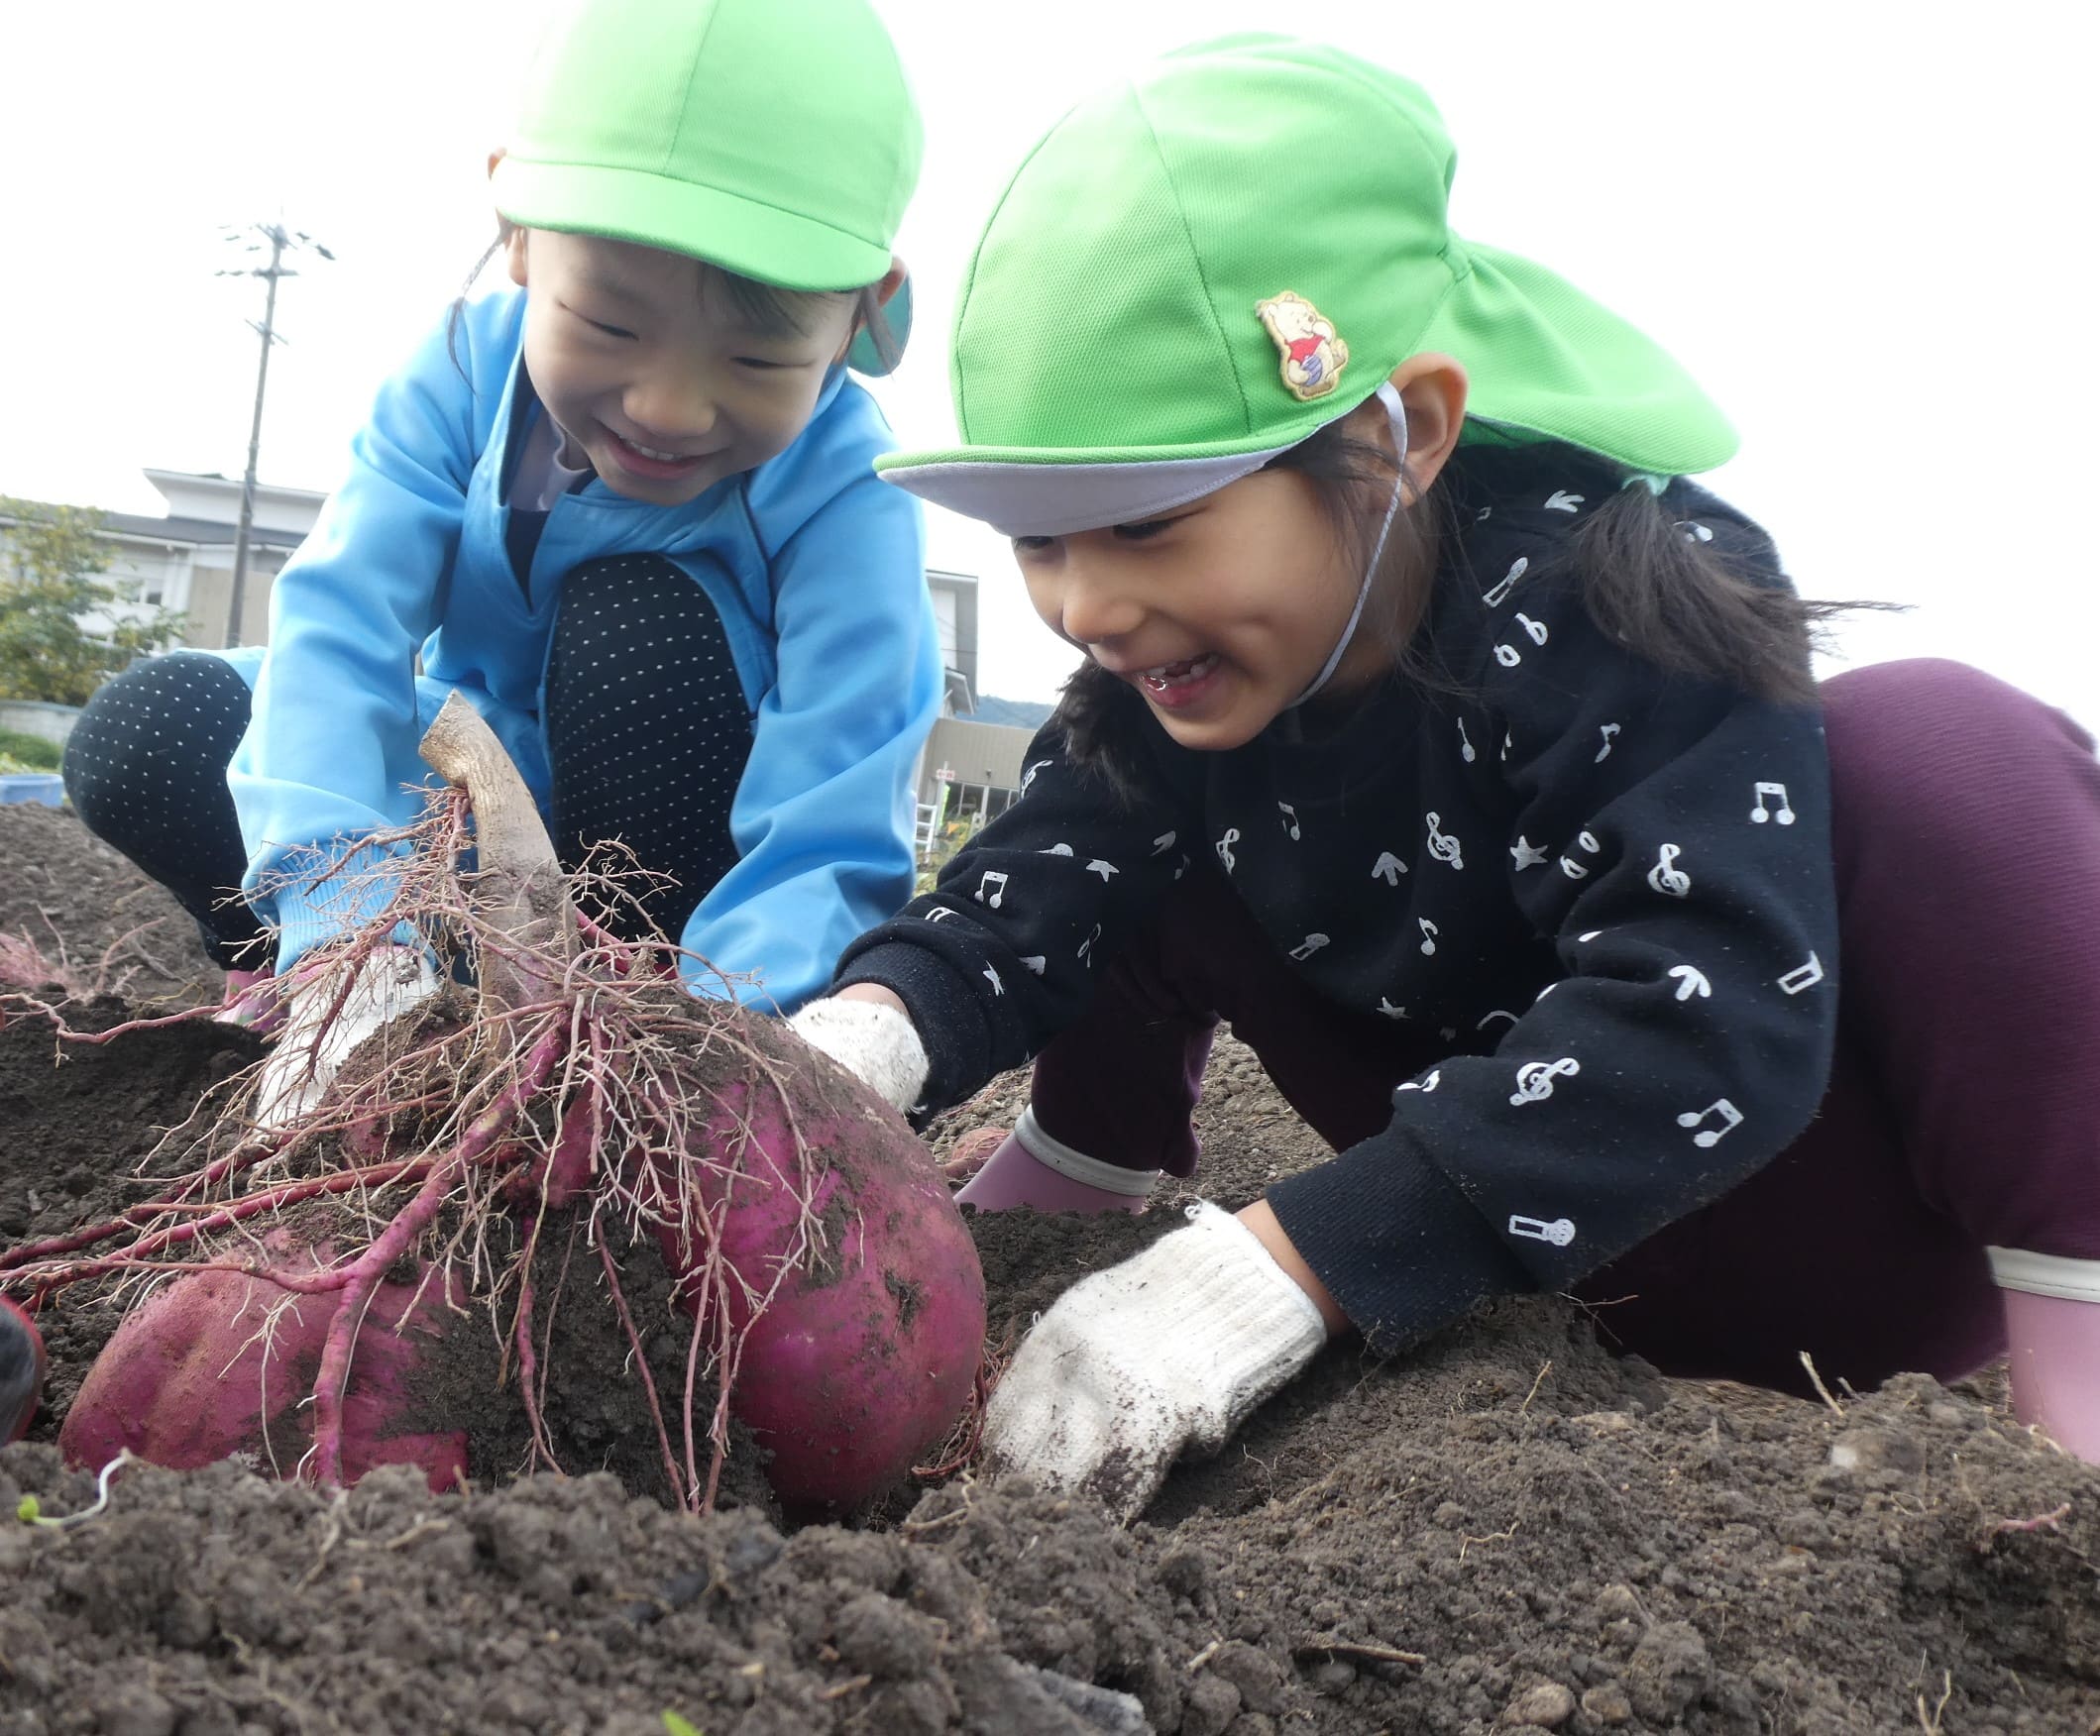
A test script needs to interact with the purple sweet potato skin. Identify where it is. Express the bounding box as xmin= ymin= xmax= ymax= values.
xmin=59 ymin=1231 xmax=469 ymax=1491
xmin=655 ymin=1065 xmax=987 ymax=1514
